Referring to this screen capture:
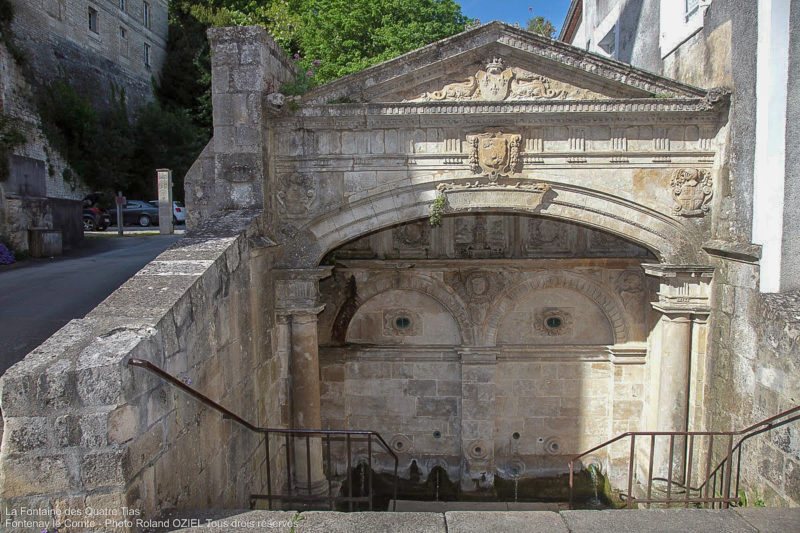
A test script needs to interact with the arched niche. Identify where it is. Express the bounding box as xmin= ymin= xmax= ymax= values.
xmin=496 ymin=287 xmax=614 ymax=345
xmin=346 ymin=289 xmax=461 ymax=345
